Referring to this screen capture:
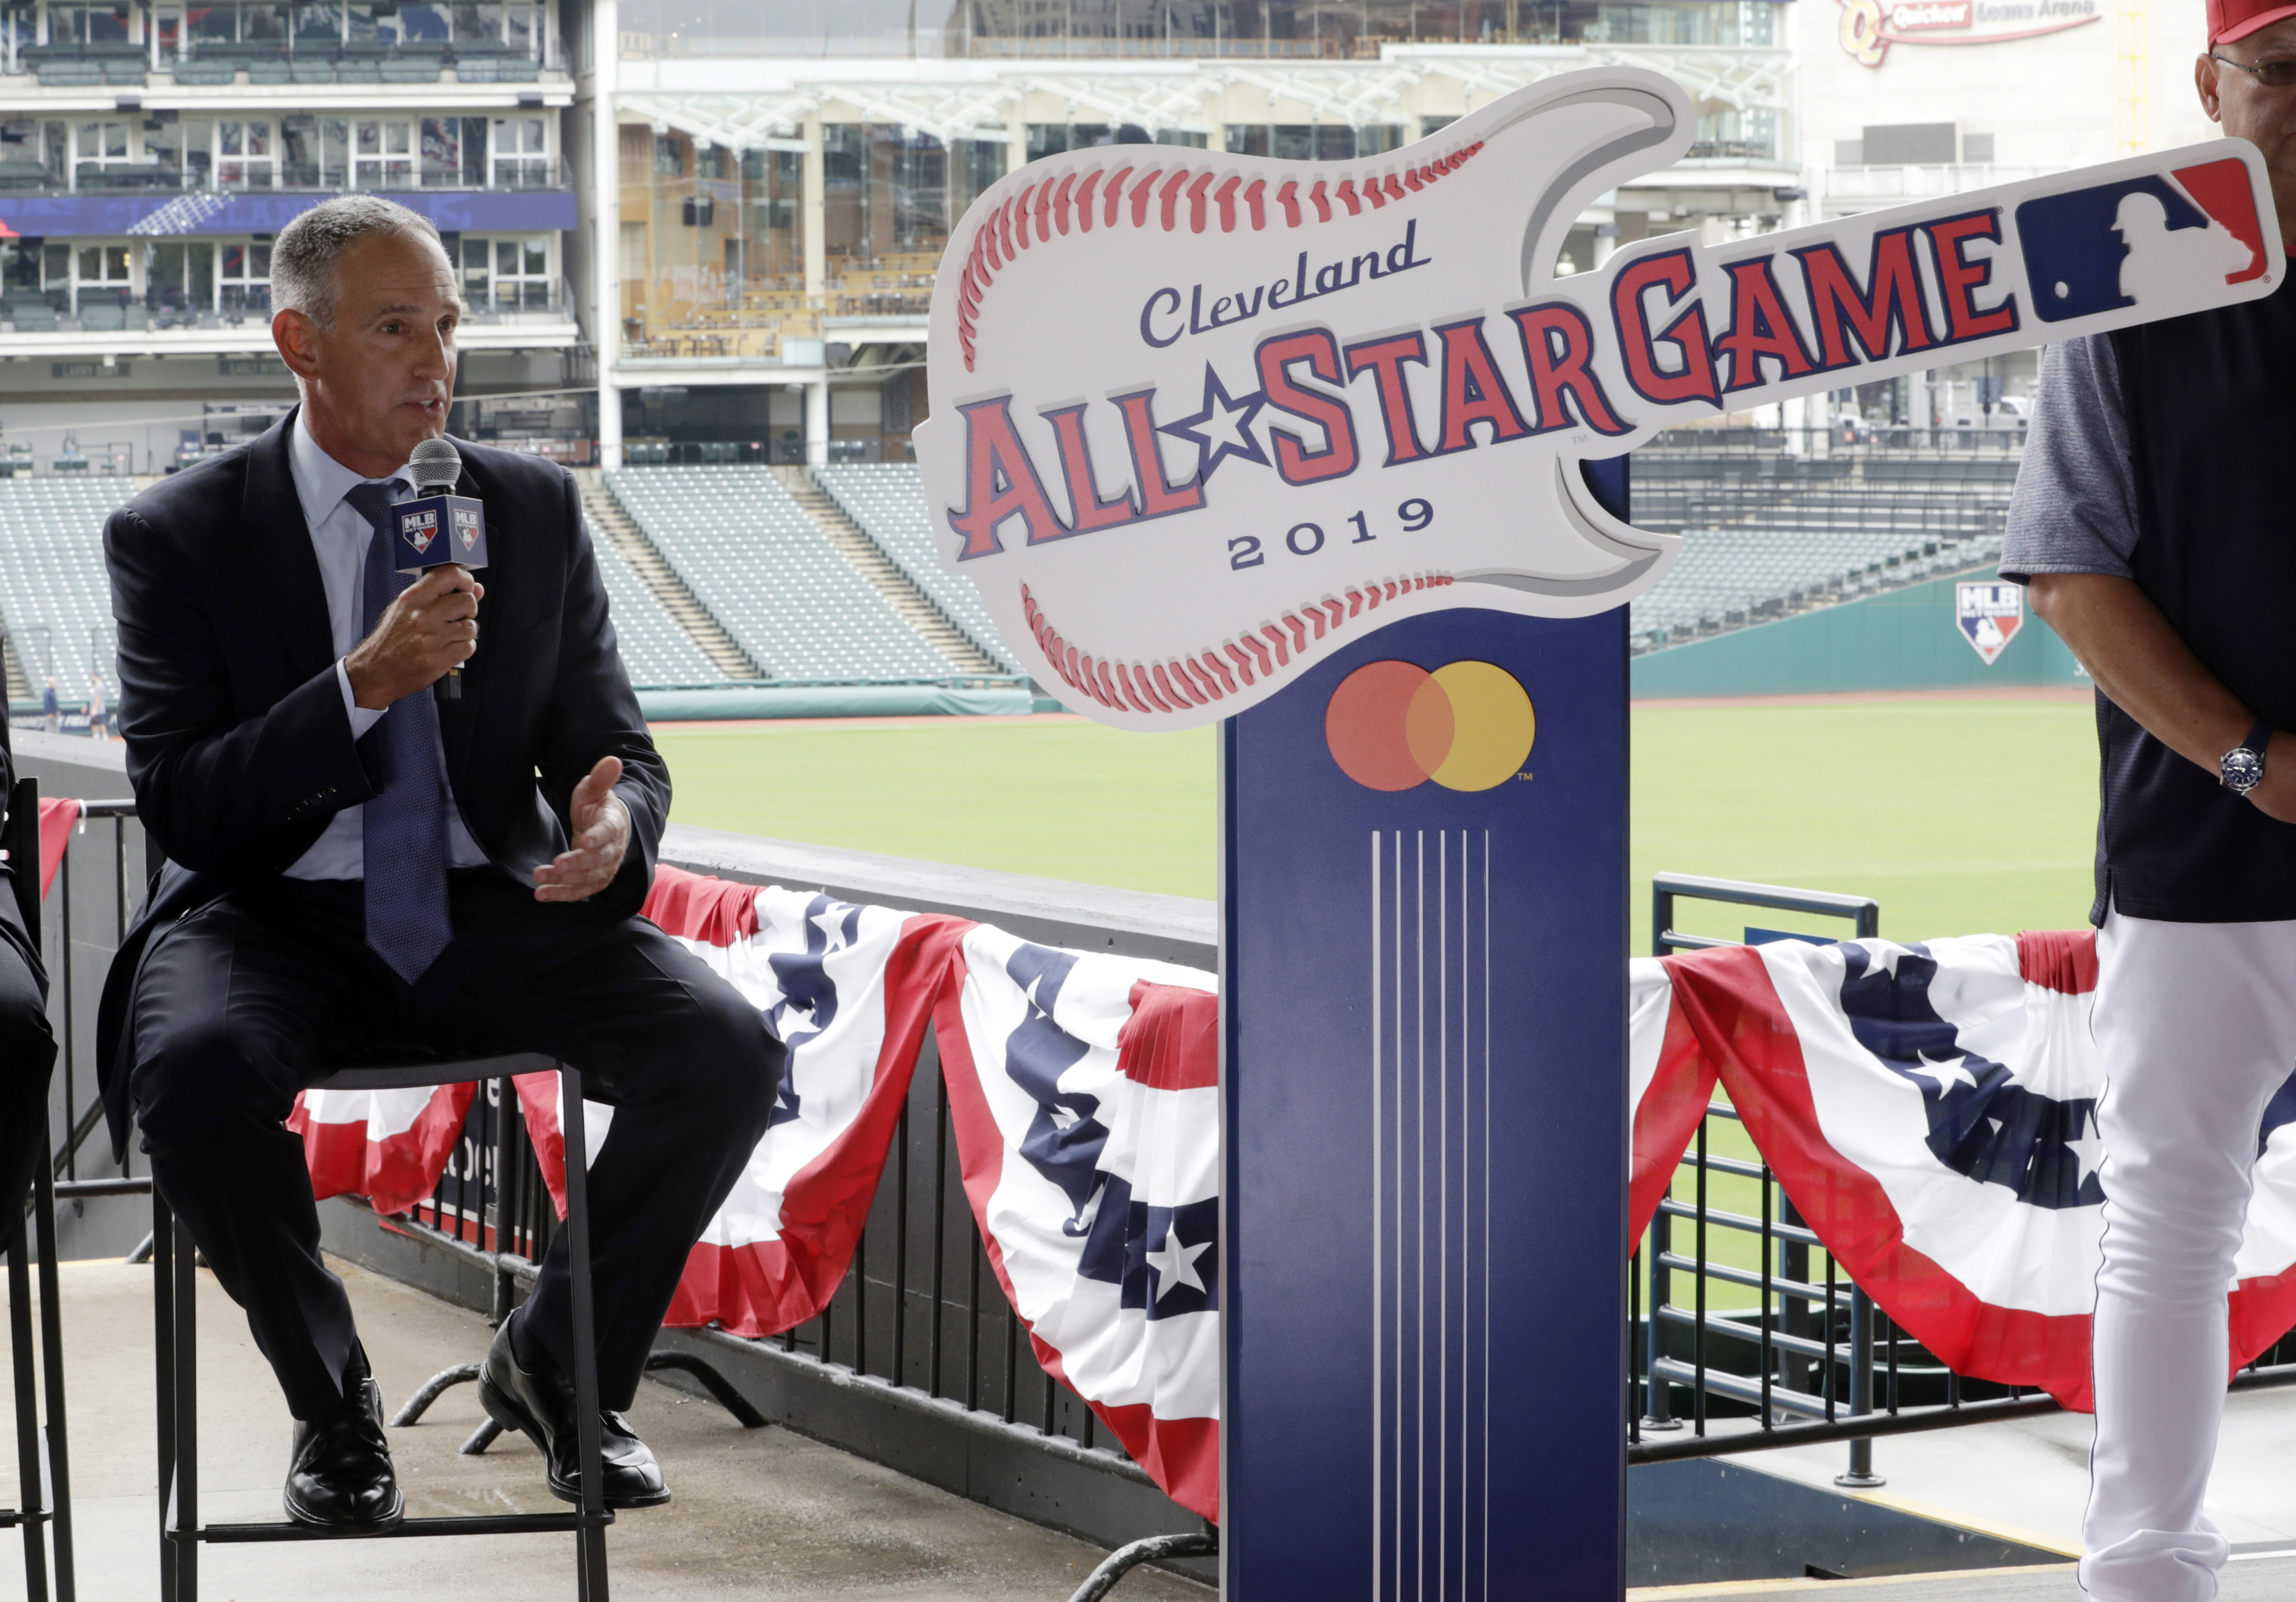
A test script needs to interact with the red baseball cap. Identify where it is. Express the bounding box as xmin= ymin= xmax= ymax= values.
xmin=2212 ymin=0 xmax=2296 ymax=44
